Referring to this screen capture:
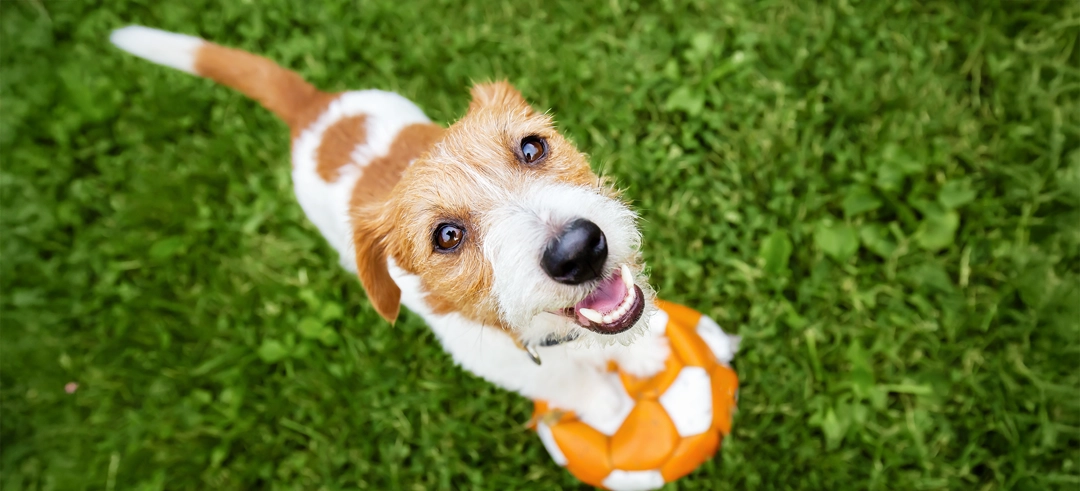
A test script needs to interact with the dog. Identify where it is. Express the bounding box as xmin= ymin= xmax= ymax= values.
xmin=109 ymin=26 xmax=675 ymax=422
